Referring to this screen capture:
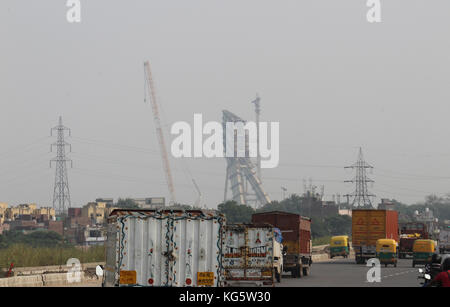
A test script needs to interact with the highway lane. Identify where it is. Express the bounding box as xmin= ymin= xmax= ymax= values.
xmin=278 ymin=258 xmax=422 ymax=287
